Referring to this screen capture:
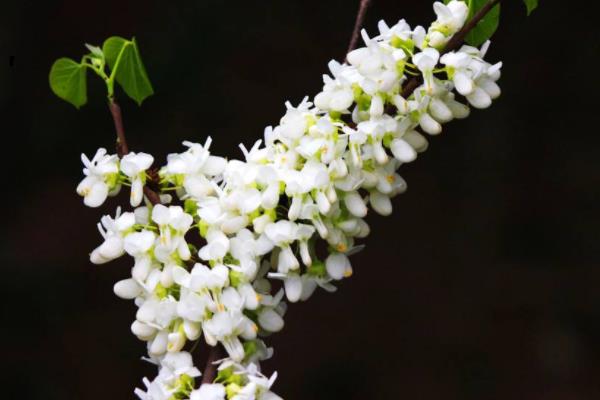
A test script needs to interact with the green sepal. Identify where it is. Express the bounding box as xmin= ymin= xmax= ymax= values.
xmin=382 ymin=133 xmax=394 ymax=148
xmin=357 ymin=93 xmax=371 ymax=112
xmin=307 ymin=260 xmax=326 ymax=277
xmin=184 ymin=198 xmax=198 ymax=215
xmin=155 ymin=282 xmax=168 ymax=299
xmin=226 ymin=383 xmax=242 ymax=399
xmin=391 ymin=36 xmax=415 ymax=54
xmin=229 ymin=270 xmax=245 ymax=287
xmin=243 ymin=340 xmax=258 ymax=360
xmin=198 ymin=220 xmax=209 ymax=238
